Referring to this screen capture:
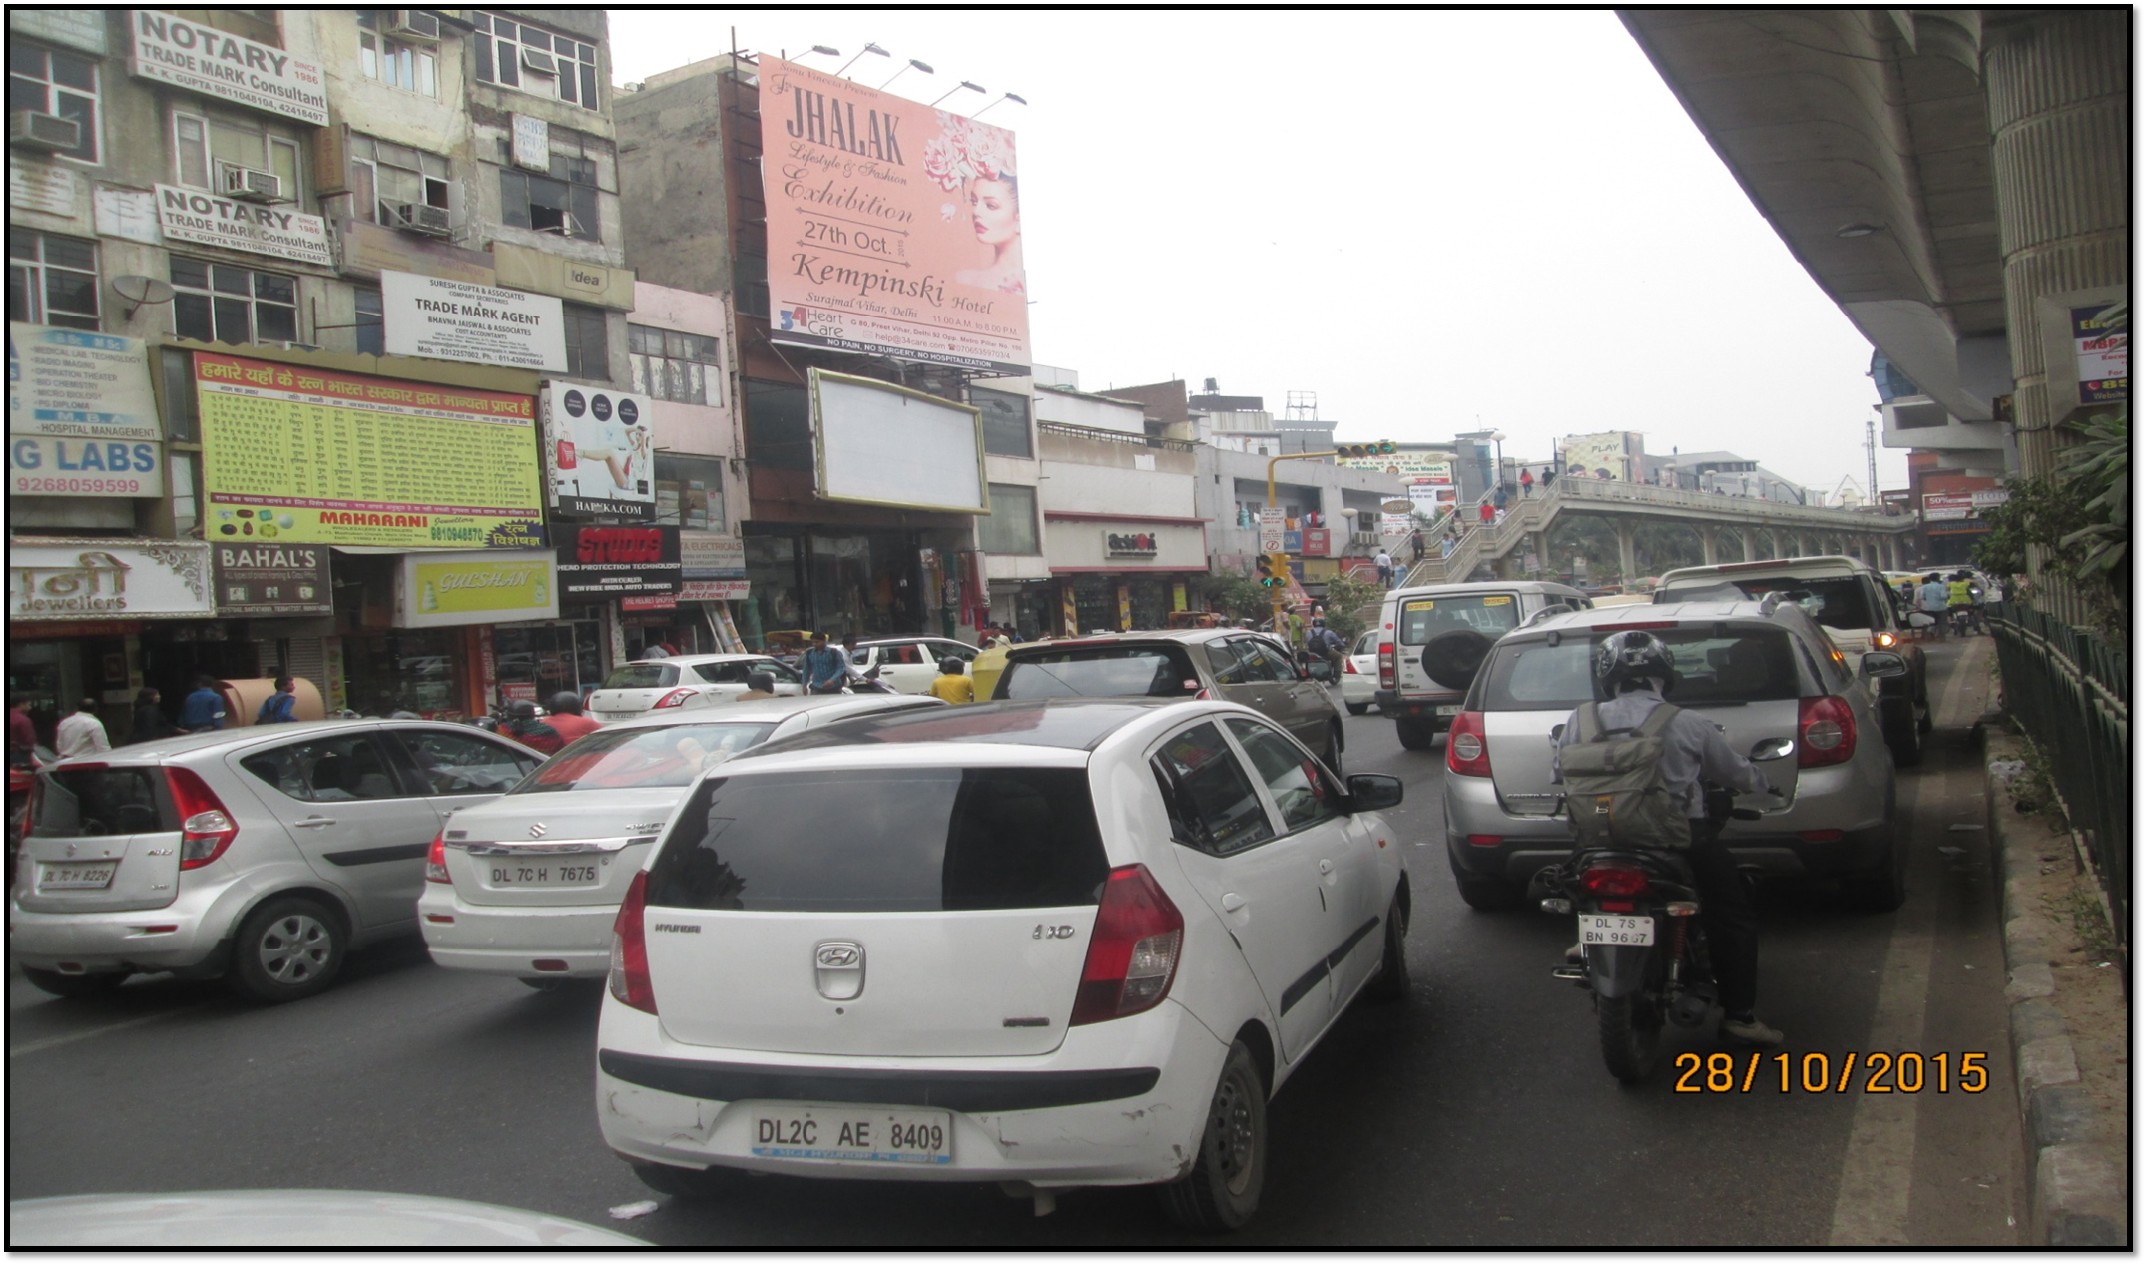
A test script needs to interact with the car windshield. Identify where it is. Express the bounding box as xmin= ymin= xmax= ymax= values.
xmin=600 ymin=663 xmax=679 ymax=690
xmin=511 ymin=722 xmax=777 ymax=792
xmin=1397 ymin=594 xmax=1522 ymax=643
xmin=1476 ymin=627 xmax=1801 ymax=711
xmin=644 ymin=766 xmax=1107 ymax=912
xmin=998 ymin=646 xmax=1201 ymax=699
xmin=1661 ymin=575 xmax=1877 ymax=630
